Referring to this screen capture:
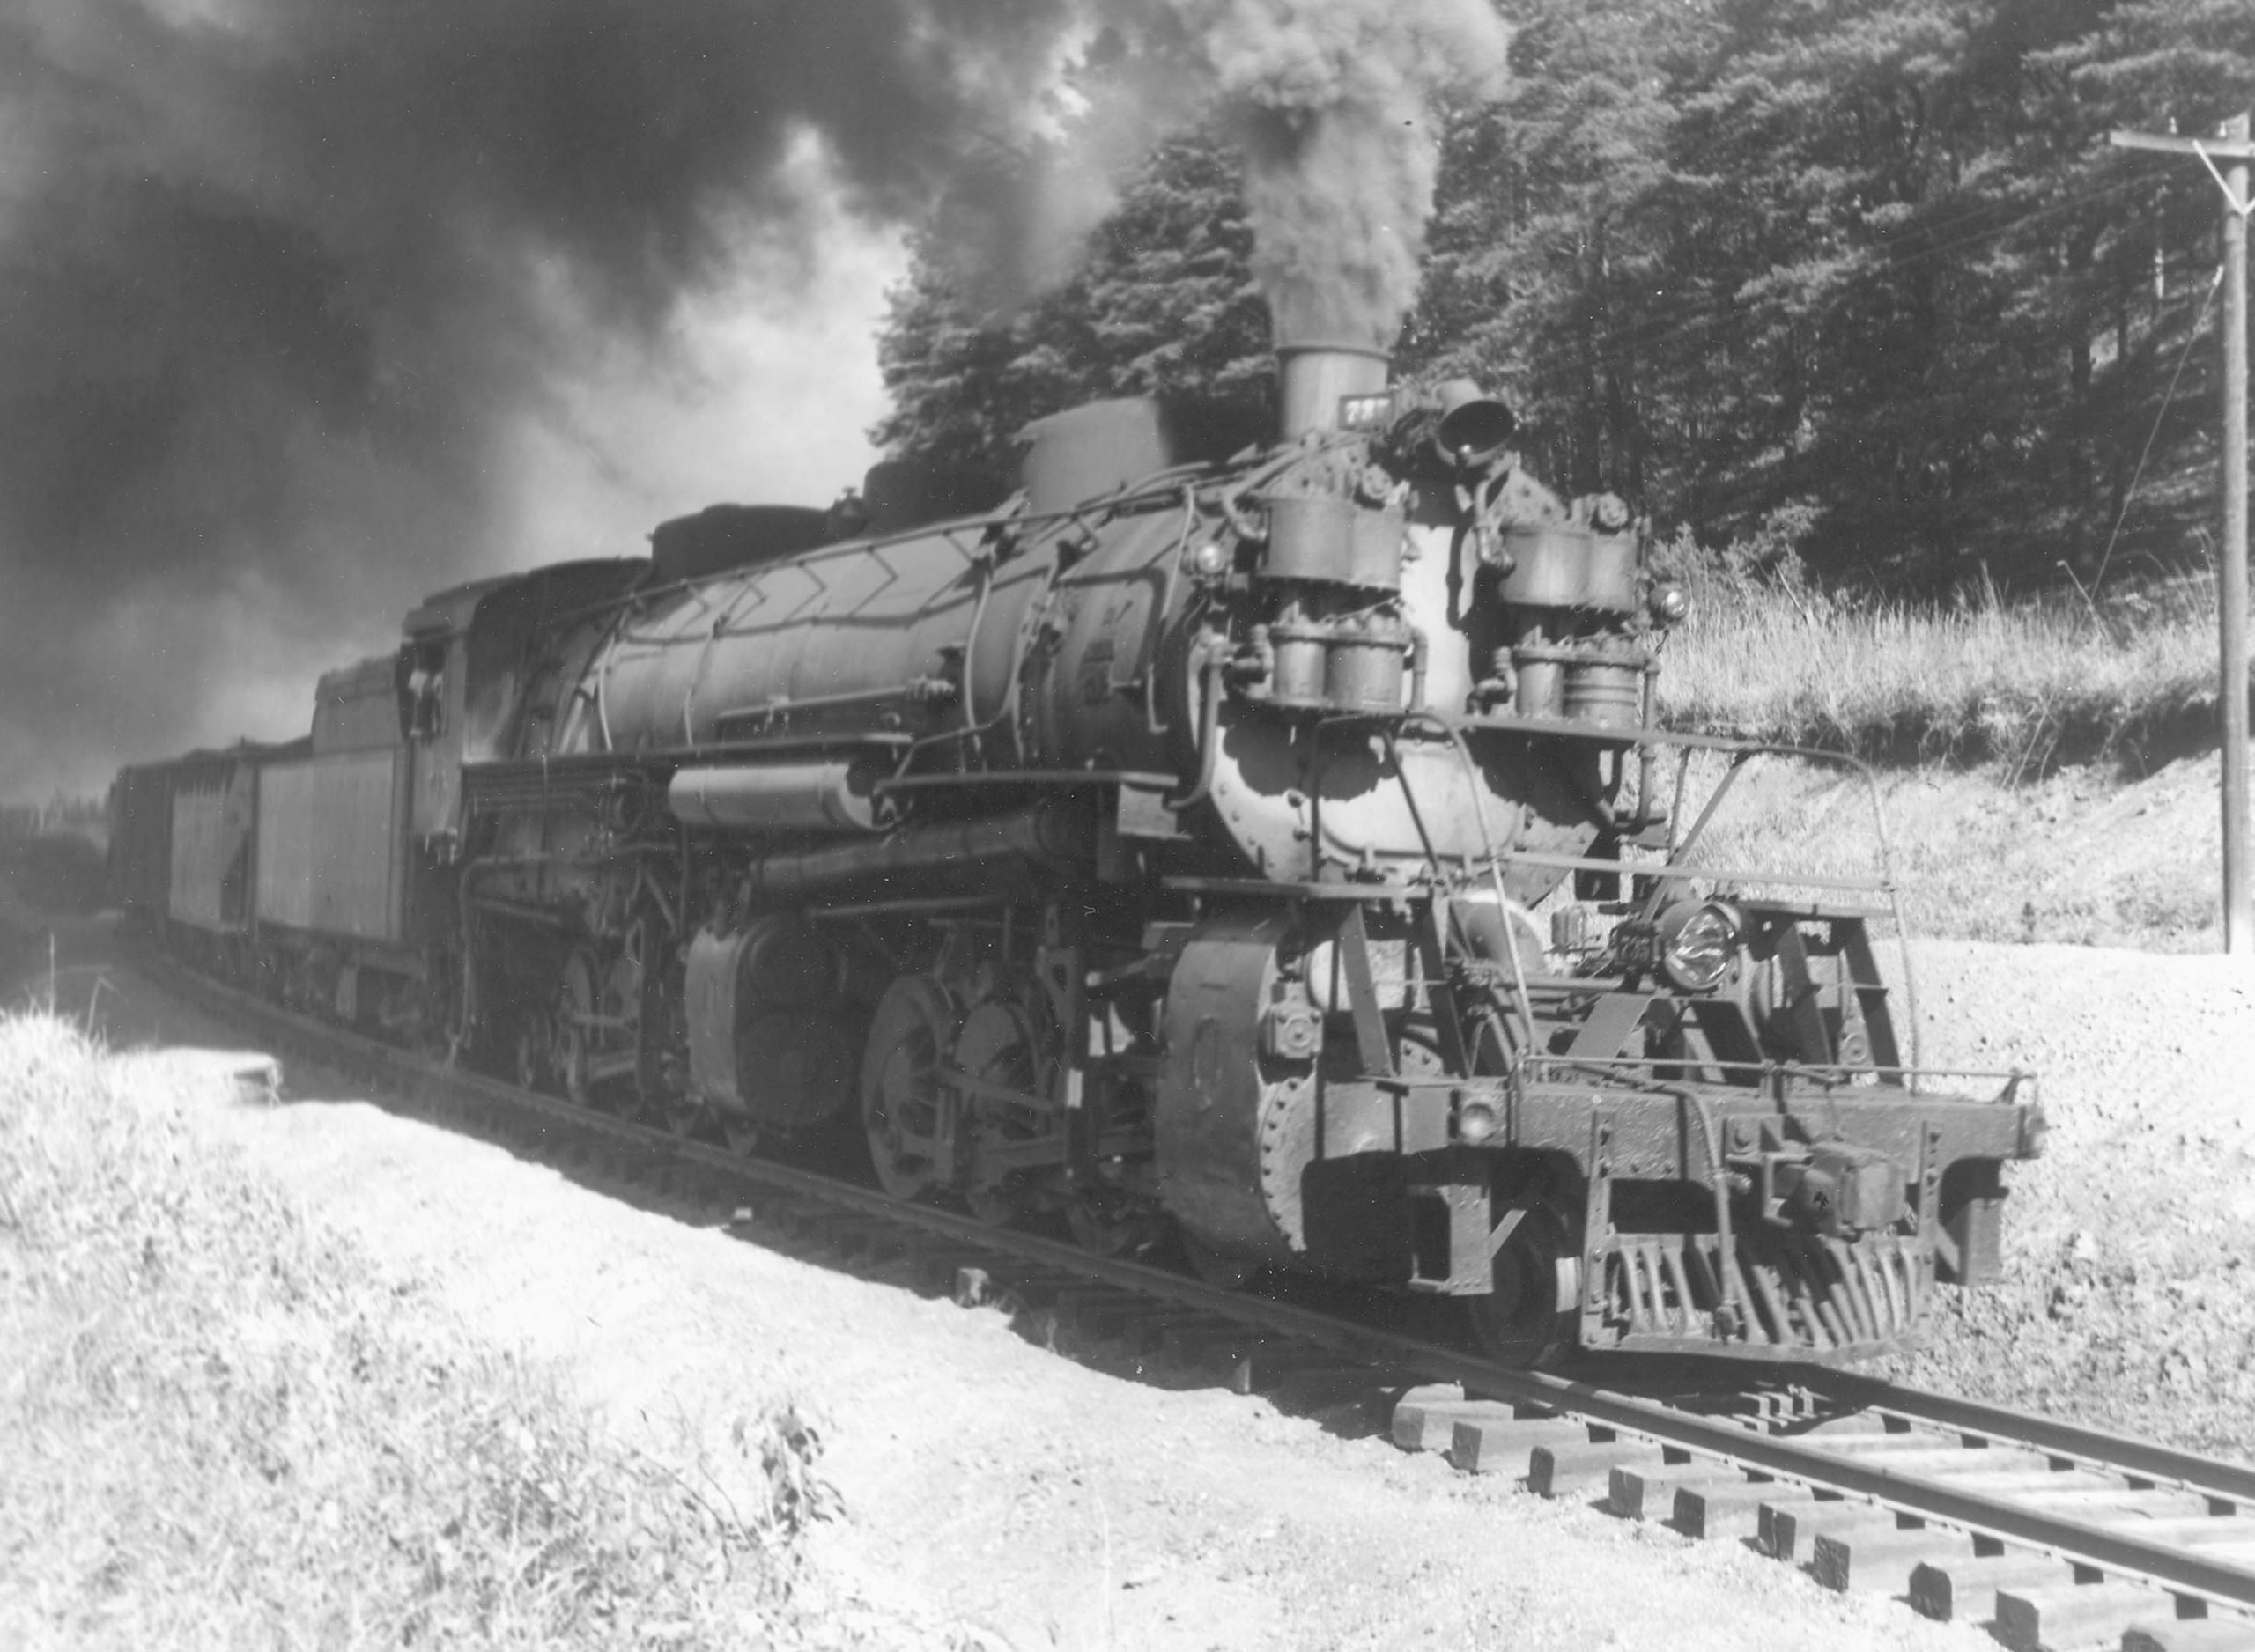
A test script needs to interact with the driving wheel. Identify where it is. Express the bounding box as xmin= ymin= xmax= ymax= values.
xmin=860 ymin=975 xmax=957 ymax=1202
